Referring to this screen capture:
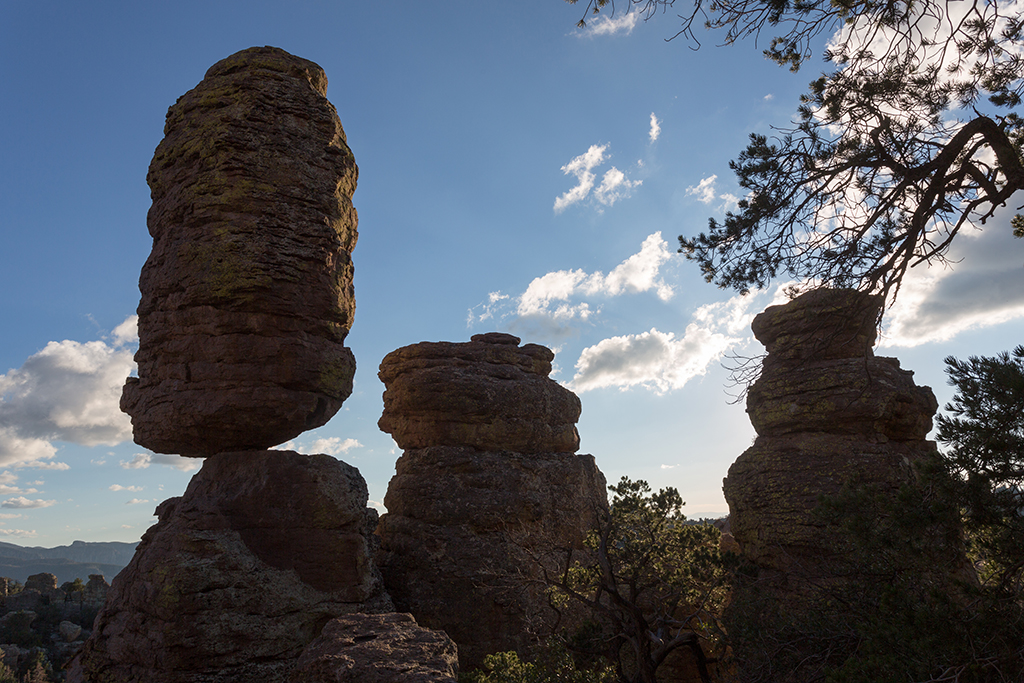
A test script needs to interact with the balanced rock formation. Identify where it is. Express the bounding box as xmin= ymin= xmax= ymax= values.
xmin=291 ymin=613 xmax=458 ymax=683
xmin=724 ymin=288 xmax=970 ymax=577
xmin=69 ymin=47 xmax=402 ymax=683
xmin=376 ymin=333 xmax=608 ymax=669
xmin=121 ymin=45 xmax=359 ymax=457
xmin=68 ymin=451 xmax=392 ymax=683
xmin=723 ymin=289 xmax=944 ymax=570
